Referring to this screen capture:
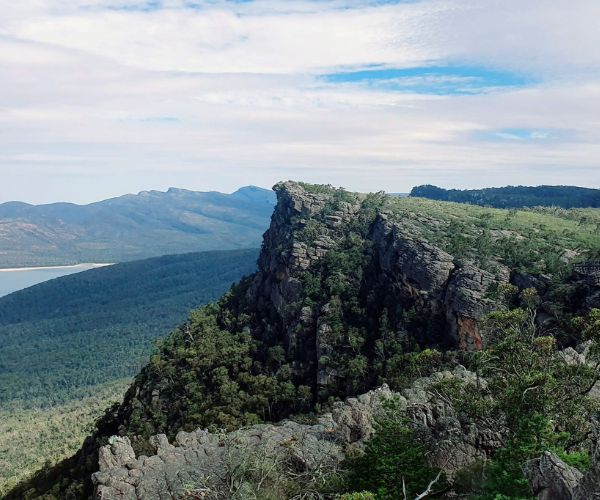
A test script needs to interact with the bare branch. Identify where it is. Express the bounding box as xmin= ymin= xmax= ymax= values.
xmin=414 ymin=469 xmax=443 ymax=500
